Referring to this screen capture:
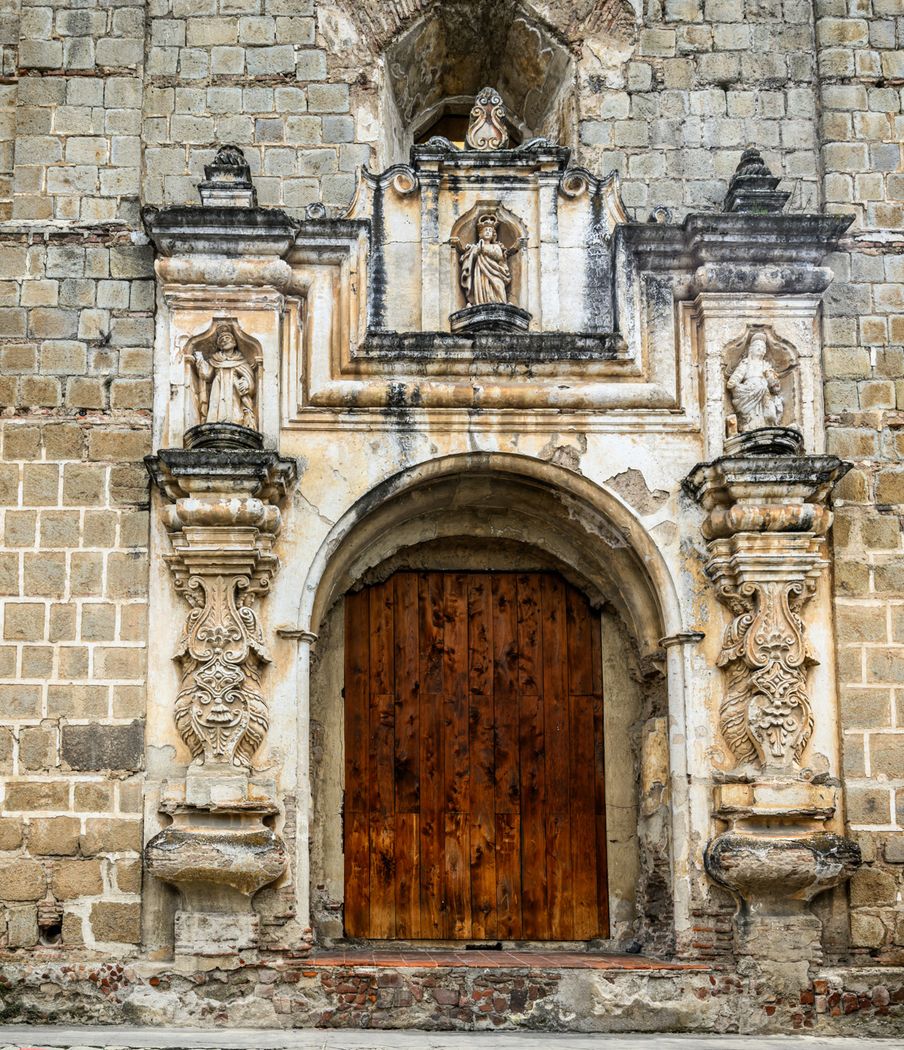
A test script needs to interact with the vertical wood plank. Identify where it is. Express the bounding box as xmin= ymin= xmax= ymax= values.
xmin=418 ymin=573 xmax=445 ymax=939
xmin=541 ymin=574 xmax=573 ymax=940
xmin=369 ymin=814 xmax=395 ymax=938
xmin=393 ymin=573 xmax=420 ymax=814
xmin=592 ymin=611 xmax=609 ymax=937
xmin=443 ymin=573 xmax=470 ymax=813
xmin=344 ymin=812 xmax=370 ymax=937
xmin=442 ymin=573 xmax=470 ymax=938
xmin=368 ymin=583 xmax=394 ymax=816
xmin=495 ymin=811 xmax=522 ymax=940
xmin=516 ymin=573 xmax=548 ymax=940
xmin=444 ymin=810 xmax=471 ymax=939
xmin=468 ymin=575 xmax=496 ymax=939
xmin=394 ymin=812 xmax=419 ymax=939
xmin=344 ymin=590 xmax=370 ymax=814
xmin=491 ymin=575 xmax=520 ymax=815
